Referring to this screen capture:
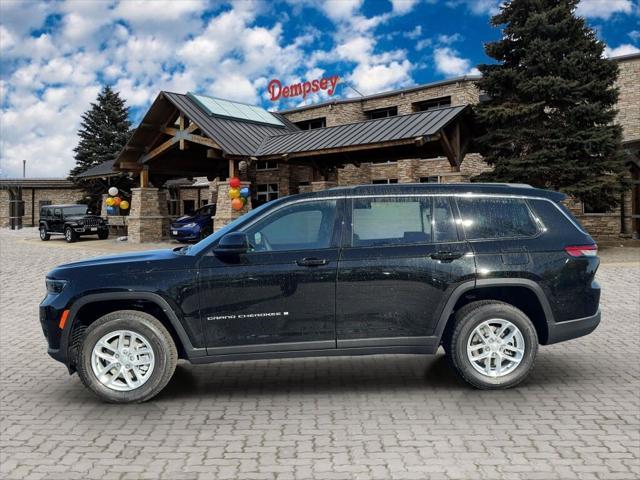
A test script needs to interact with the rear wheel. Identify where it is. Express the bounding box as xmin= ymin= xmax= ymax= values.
xmin=64 ymin=226 xmax=77 ymax=243
xmin=446 ymin=300 xmax=538 ymax=389
xmin=76 ymin=310 xmax=177 ymax=403
xmin=39 ymin=226 xmax=50 ymax=241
